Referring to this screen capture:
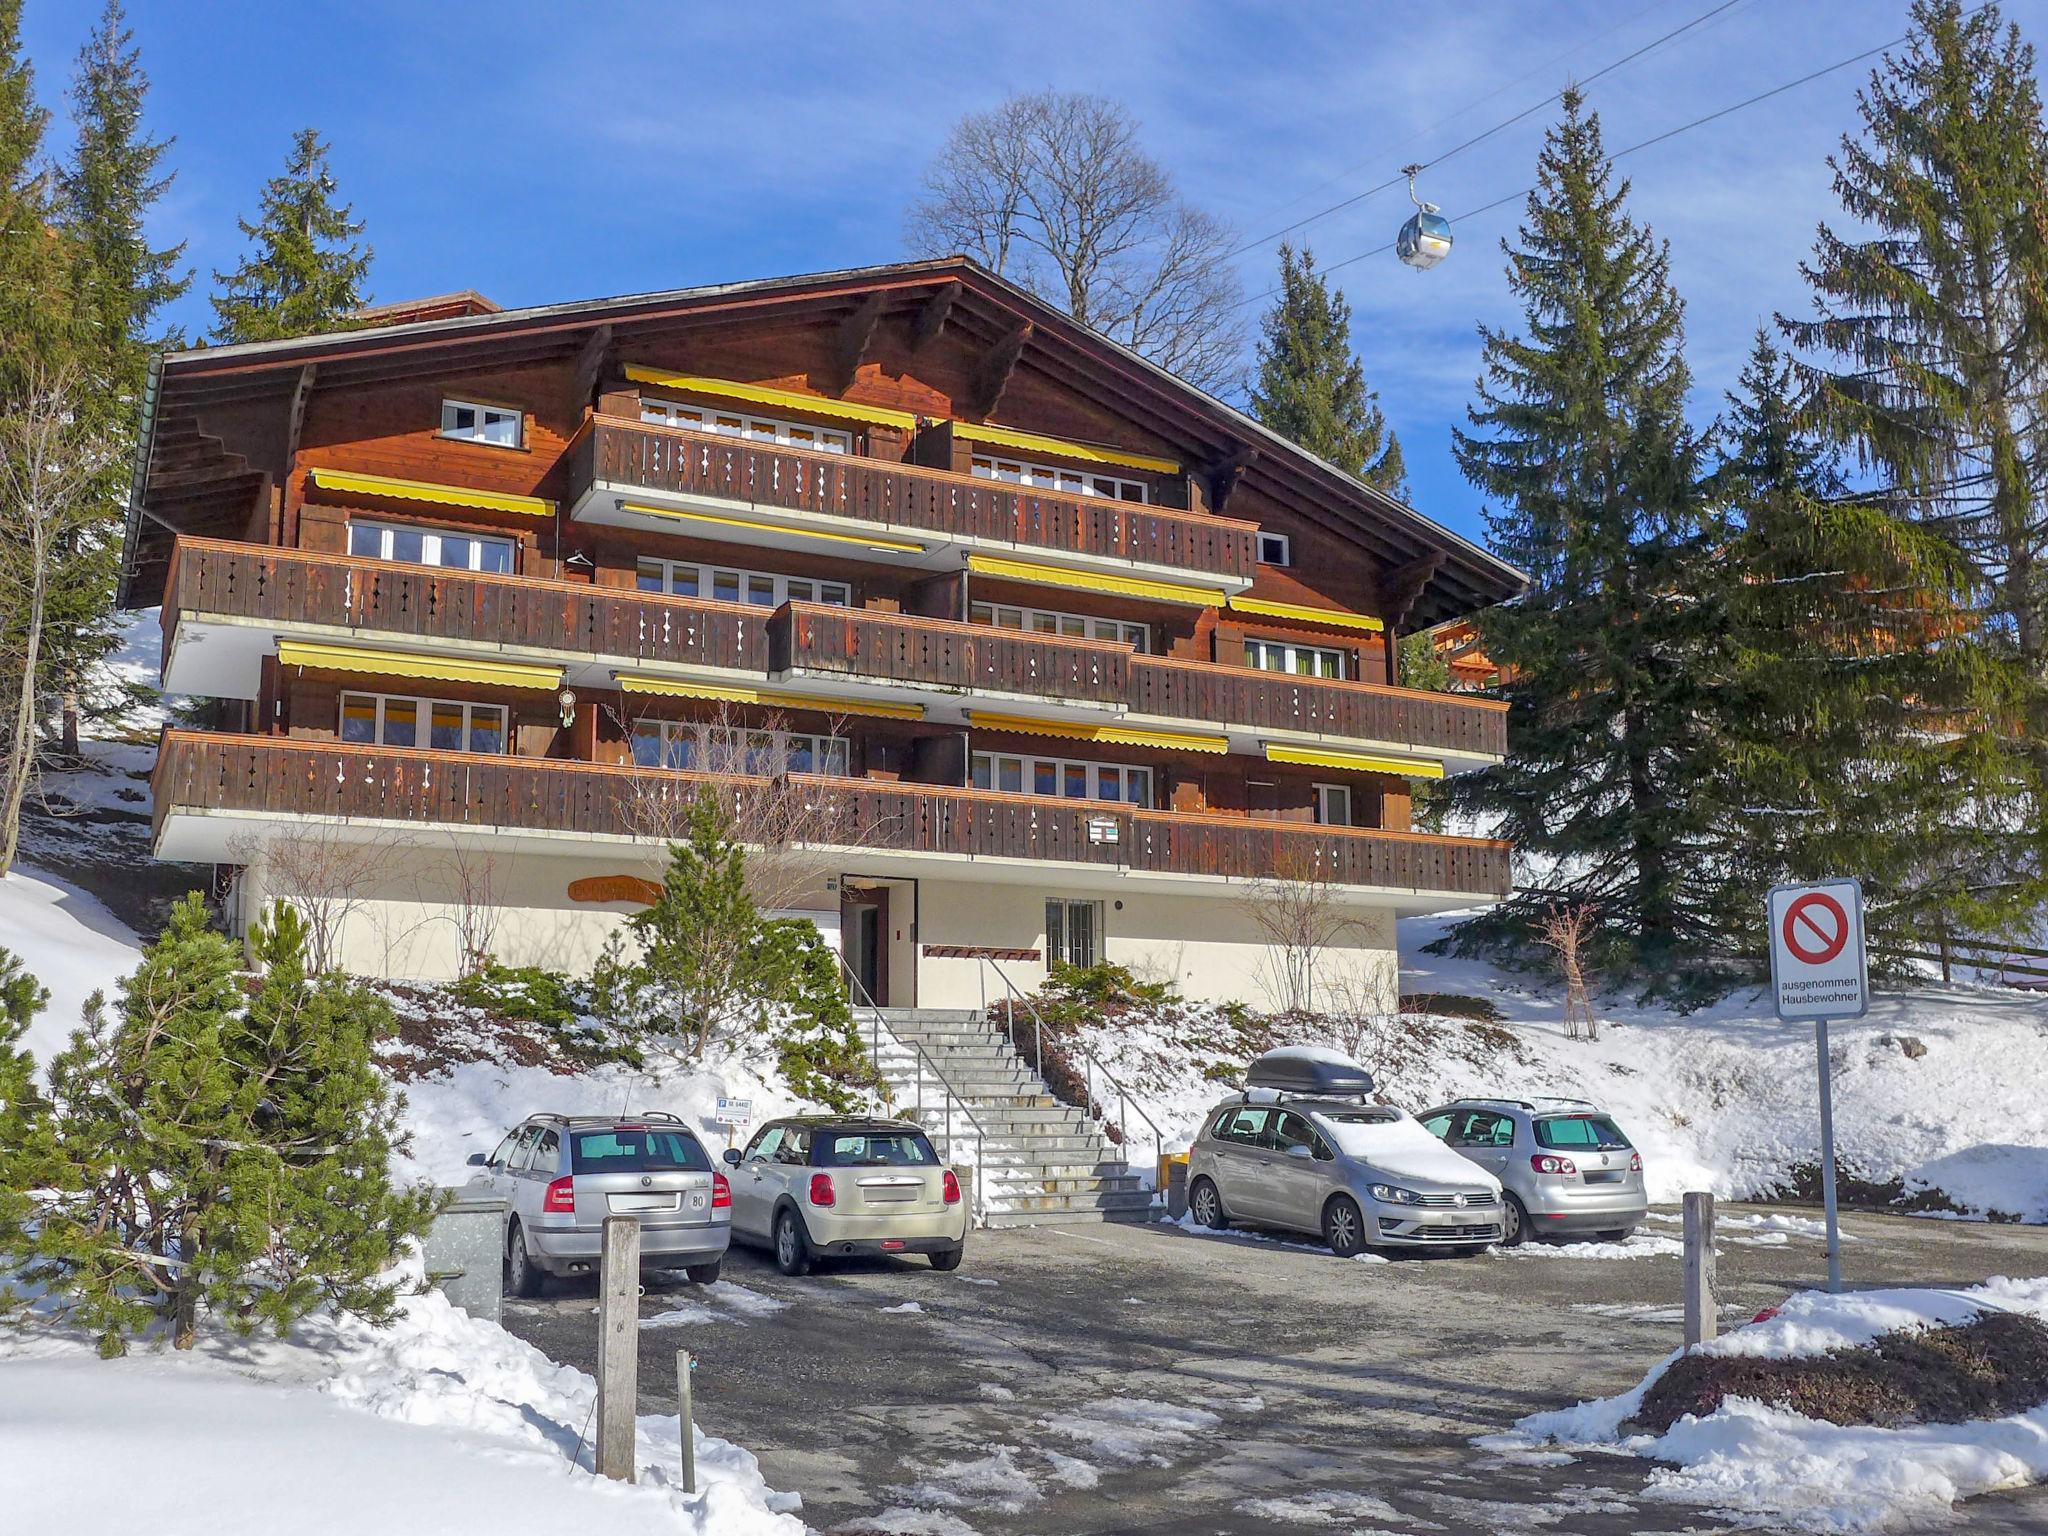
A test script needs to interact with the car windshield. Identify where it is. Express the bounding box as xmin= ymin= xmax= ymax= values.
xmin=1533 ymin=1114 xmax=1631 ymax=1151
xmin=571 ymin=1128 xmax=710 ymax=1172
xmin=814 ymin=1131 xmax=937 ymax=1167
